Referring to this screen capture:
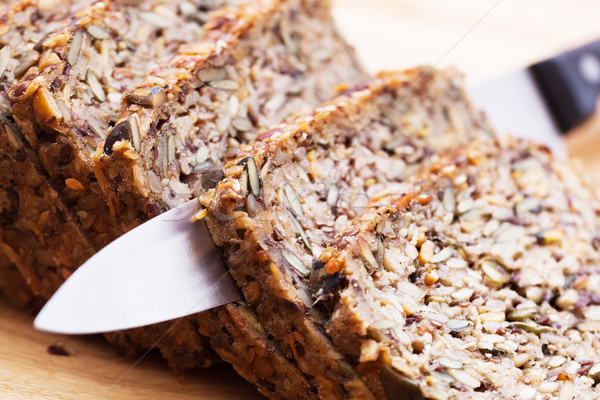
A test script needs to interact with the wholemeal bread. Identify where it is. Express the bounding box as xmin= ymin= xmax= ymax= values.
xmin=0 ymin=0 xmax=97 ymax=307
xmin=319 ymin=137 xmax=600 ymax=399
xmin=93 ymin=0 xmax=366 ymax=379
xmin=204 ymin=67 xmax=494 ymax=399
